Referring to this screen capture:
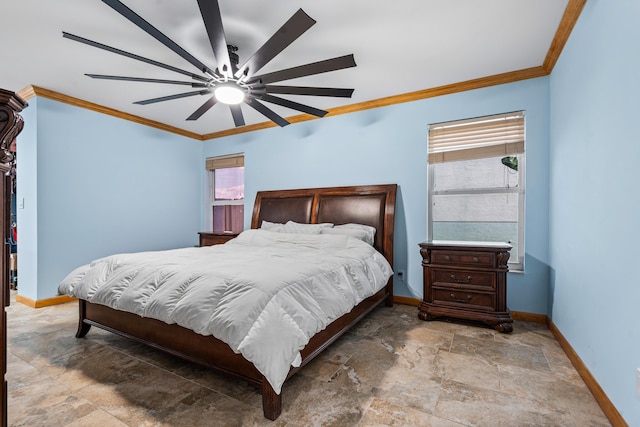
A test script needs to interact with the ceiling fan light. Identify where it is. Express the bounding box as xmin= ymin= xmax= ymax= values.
xmin=214 ymin=84 xmax=245 ymax=105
